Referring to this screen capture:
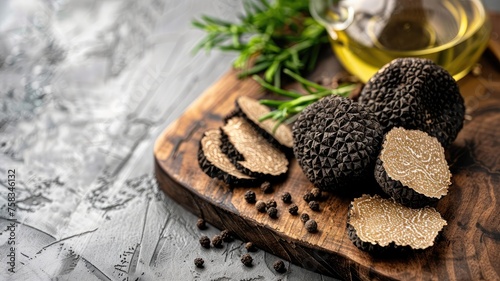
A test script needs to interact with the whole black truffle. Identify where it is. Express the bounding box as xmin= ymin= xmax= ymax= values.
xmin=358 ymin=58 xmax=465 ymax=147
xmin=293 ymin=95 xmax=382 ymax=191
